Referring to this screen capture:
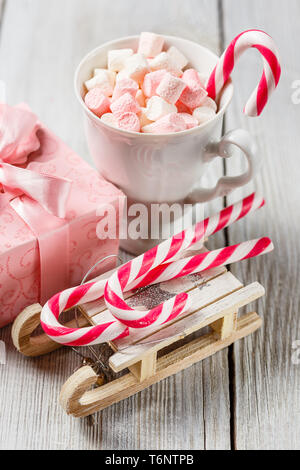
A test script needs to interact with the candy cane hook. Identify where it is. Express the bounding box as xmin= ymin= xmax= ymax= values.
xmin=206 ymin=29 xmax=281 ymax=116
